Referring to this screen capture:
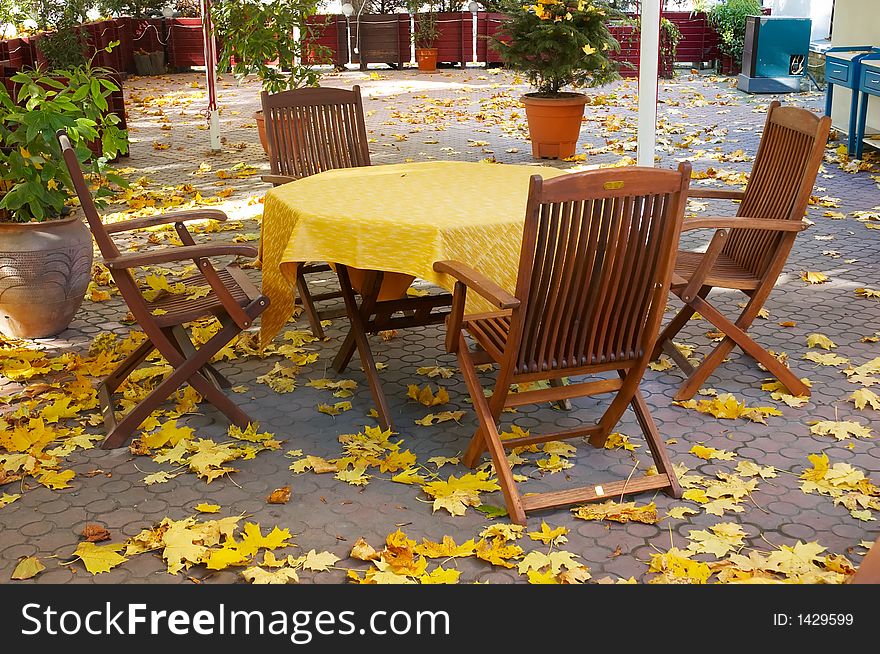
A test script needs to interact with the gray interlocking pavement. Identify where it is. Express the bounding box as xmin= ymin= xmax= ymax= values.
xmin=1 ymin=65 xmax=879 ymax=584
